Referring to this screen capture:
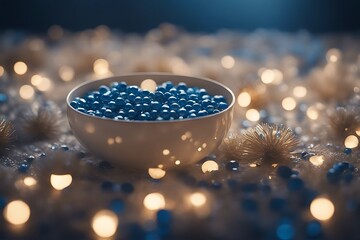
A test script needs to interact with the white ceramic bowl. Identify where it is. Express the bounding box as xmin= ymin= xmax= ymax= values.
xmin=67 ymin=73 xmax=234 ymax=170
